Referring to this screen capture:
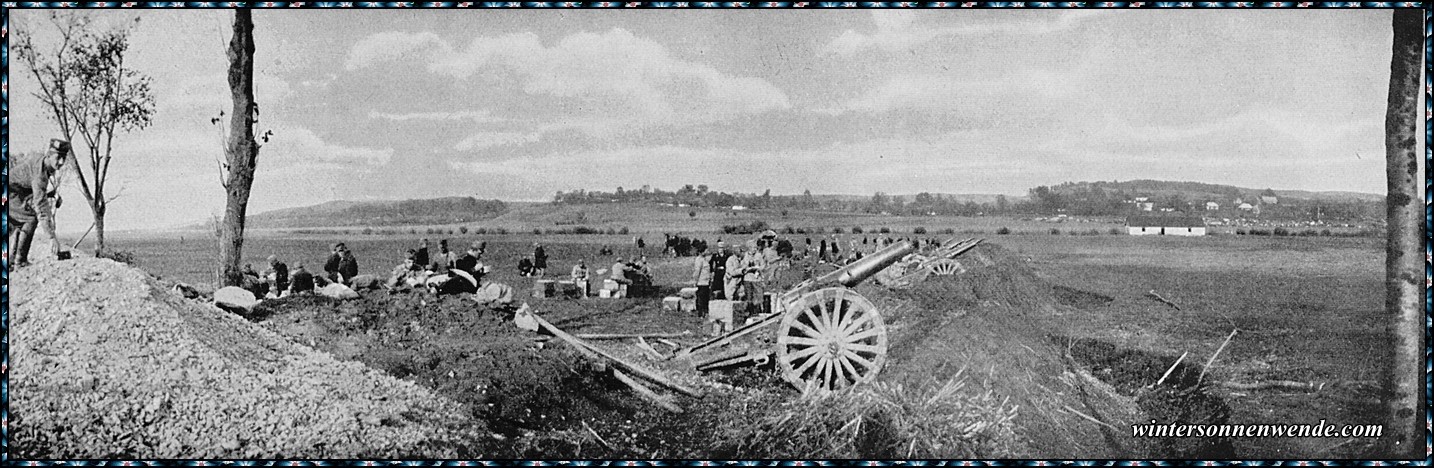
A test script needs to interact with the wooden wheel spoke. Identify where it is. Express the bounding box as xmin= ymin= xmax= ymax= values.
xmin=821 ymin=356 xmax=835 ymax=390
xmin=839 ymin=309 xmax=875 ymax=335
xmin=837 ymin=354 xmax=864 ymax=383
xmin=781 ymin=344 xmax=823 ymax=363
xmin=843 ymin=350 xmax=876 ymax=370
xmin=846 ymin=343 xmax=882 ymax=354
xmin=789 ymin=320 xmax=823 ymax=339
xmin=843 ymin=328 xmax=883 ymax=344
xmin=816 ymin=295 xmax=834 ymax=335
xmin=829 ymin=291 xmax=847 ymax=334
xmin=830 ymin=355 xmax=849 ymax=388
xmin=793 ymin=351 xmax=823 ymax=376
xmin=784 ymin=336 xmax=825 ymax=347
xmin=802 ymin=306 xmax=829 ymax=335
